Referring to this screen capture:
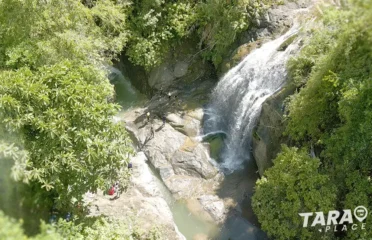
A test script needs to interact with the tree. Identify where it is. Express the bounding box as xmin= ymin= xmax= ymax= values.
xmin=0 ymin=210 xmax=161 ymax=240
xmin=0 ymin=0 xmax=130 ymax=69
xmin=0 ymin=0 xmax=135 ymax=212
xmin=125 ymin=0 xmax=276 ymax=69
xmin=265 ymin=2 xmax=372 ymax=239
xmin=195 ymin=0 xmax=252 ymax=67
xmin=126 ymin=0 xmax=197 ymax=69
xmin=252 ymin=146 xmax=337 ymax=240
xmin=0 ymin=61 xmax=133 ymax=210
